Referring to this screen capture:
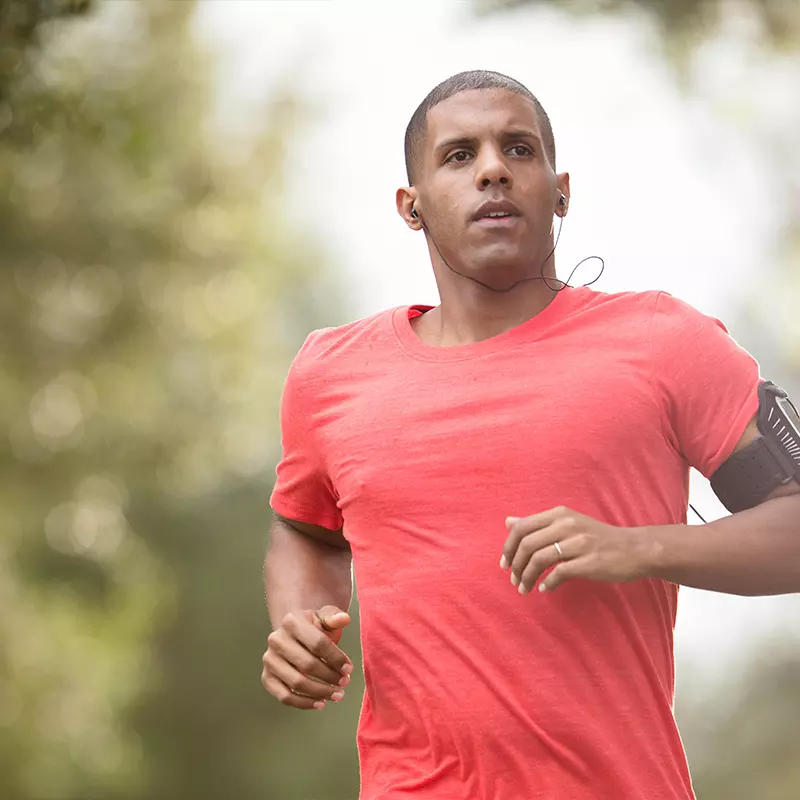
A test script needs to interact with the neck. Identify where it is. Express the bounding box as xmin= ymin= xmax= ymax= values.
xmin=415 ymin=254 xmax=560 ymax=347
